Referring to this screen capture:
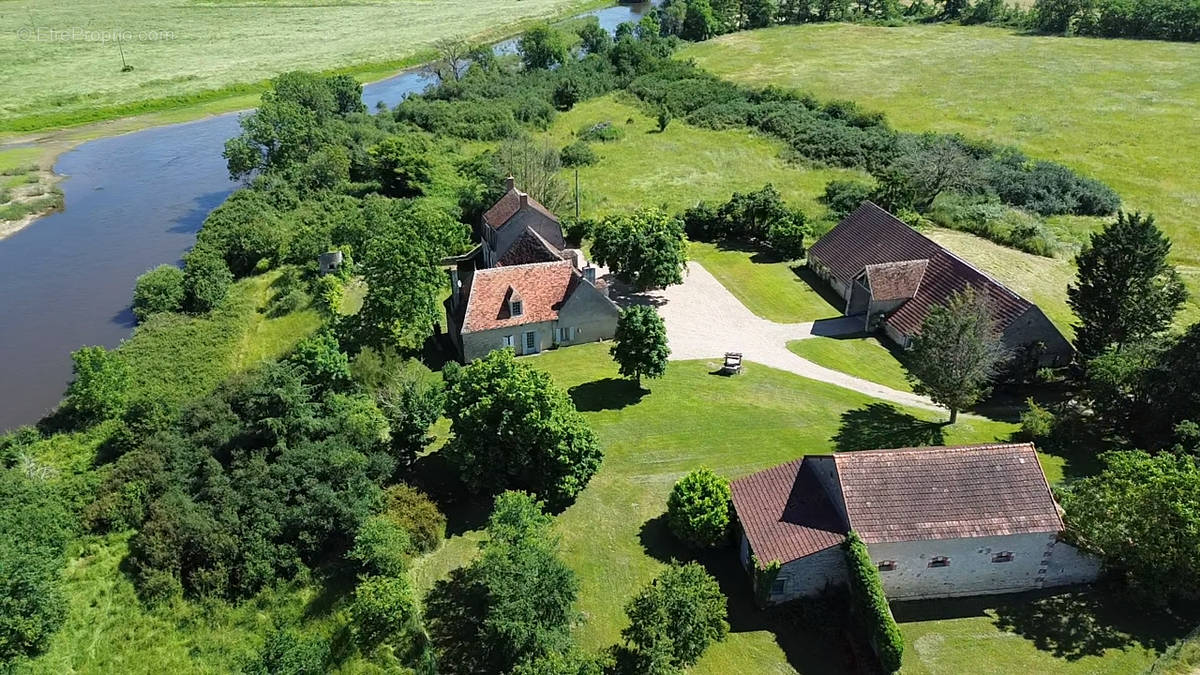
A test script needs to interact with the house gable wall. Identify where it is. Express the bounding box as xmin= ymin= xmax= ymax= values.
xmin=766 ymin=544 xmax=848 ymax=604
xmin=556 ymin=281 xmax=619 ymax=346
